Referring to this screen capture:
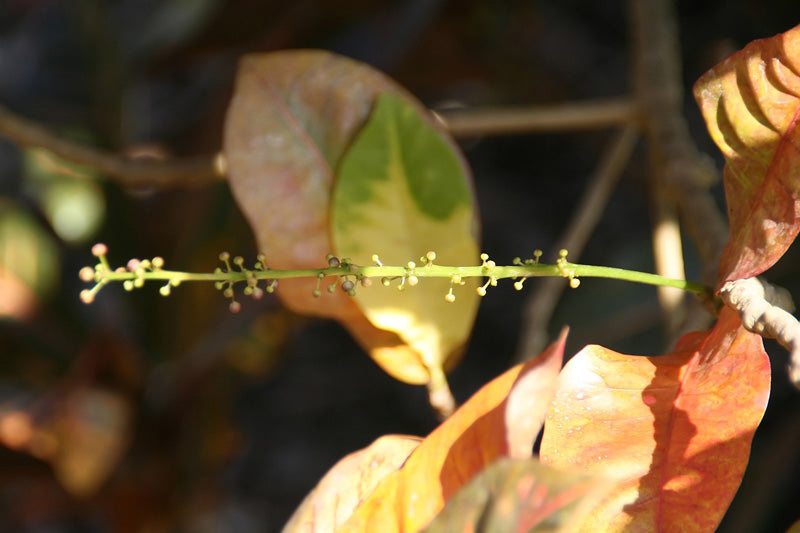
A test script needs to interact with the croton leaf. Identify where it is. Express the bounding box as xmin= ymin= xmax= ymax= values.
xmin=540 ymin=307 xmax=770 ymax=532
xmin=421 ymin=458 xmax=611 ymax=533
xmin=334 ymin=329 xmax=566 ymax=533
xmin=332 ymin=92 xmax=480 ymax=384
xmin=223 ymin=50 xmax=474 ymax=384
xmin=693 ymin=23 xmax=800 ymax=286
